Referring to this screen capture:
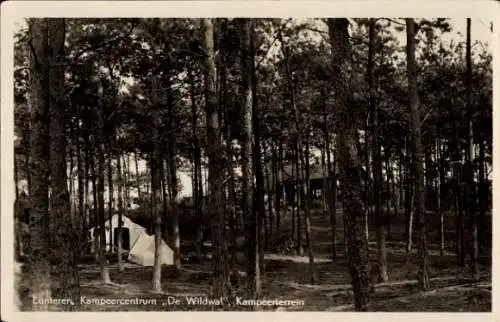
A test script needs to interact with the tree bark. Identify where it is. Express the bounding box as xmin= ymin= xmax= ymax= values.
xmin=406 ymin=18 xmax=430 ymax=290
xmin=466 ymin=18 xmax=479 ymax=280
xmin=328 ymin=18 xmax=371 ymax=311
xmin=239 ymin=18 xmax=259 ymax=298
xmin=165 ymin=71 xmax=181 ymax=270
xmin=48 ymin=19 xmax=80 ymax=307
xmin=189 ymin=70 xmax=204 ymax=262
xmin=368 ymin=18 xmax=388 ymax=283
xmin=202 ymin=18 xmax=229 ymax=299
xmin=135 ymin=151 xmax=141 ymax=201
xmin=96 ymin=79 xmax=111 ymax=285
xmin=151 ymin=77 xmax=163 ymax=293
xmin=116 ymin=147 xmax=124 ymax=272
xmin=251 ymin=26 xmax=266 ymax=276
xmin=107 ymin=144 xmax=114 ymax=252
xmin=76 ymin=117 xmax=85 ymax=249
xmin=437 ymin=137 xmax=444 ymax=256
xmin=27 ymin=18 xmax=52 ymax=310
xmin=304 ymin=135 xmax=319 ymax=283
xmin=322 ymin=90 xmax=336 ymax=261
